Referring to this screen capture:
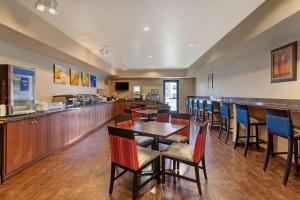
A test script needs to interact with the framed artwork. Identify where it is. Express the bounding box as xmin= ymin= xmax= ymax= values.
xmin=70 ymin=69 xmax=80 ymax=86
xmin=82 ymin=72 xmax=90 ymax=87
xmin=90 ymin=74 xmax=97 ymax=88
xmin=271 ymin=41 xmax=297 ymax=83
xmin=54 ymin=64 xmax=69 ymax=84
xmin=208 ymin=73 xmax=213 ymax=89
